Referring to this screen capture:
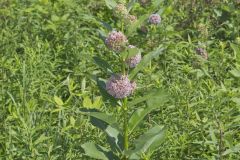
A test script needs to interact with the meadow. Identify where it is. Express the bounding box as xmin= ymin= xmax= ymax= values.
xmin=1 ymin=0 xmax=240 ymax=159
